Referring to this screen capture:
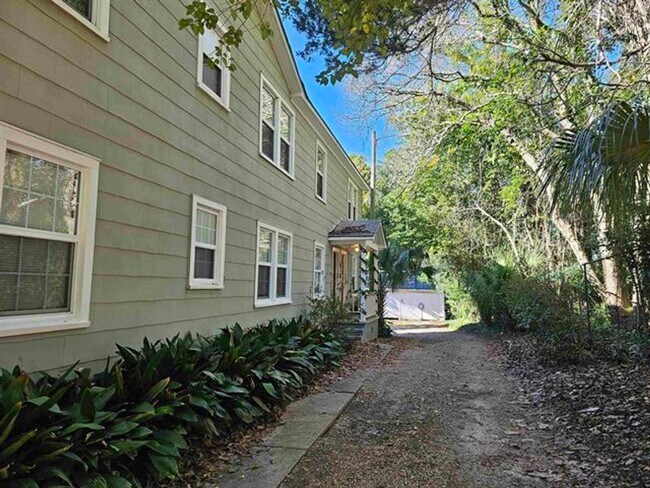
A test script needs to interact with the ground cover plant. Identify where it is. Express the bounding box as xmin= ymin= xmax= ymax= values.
xmin=0 ymin=317 xmax=344 ymax=487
